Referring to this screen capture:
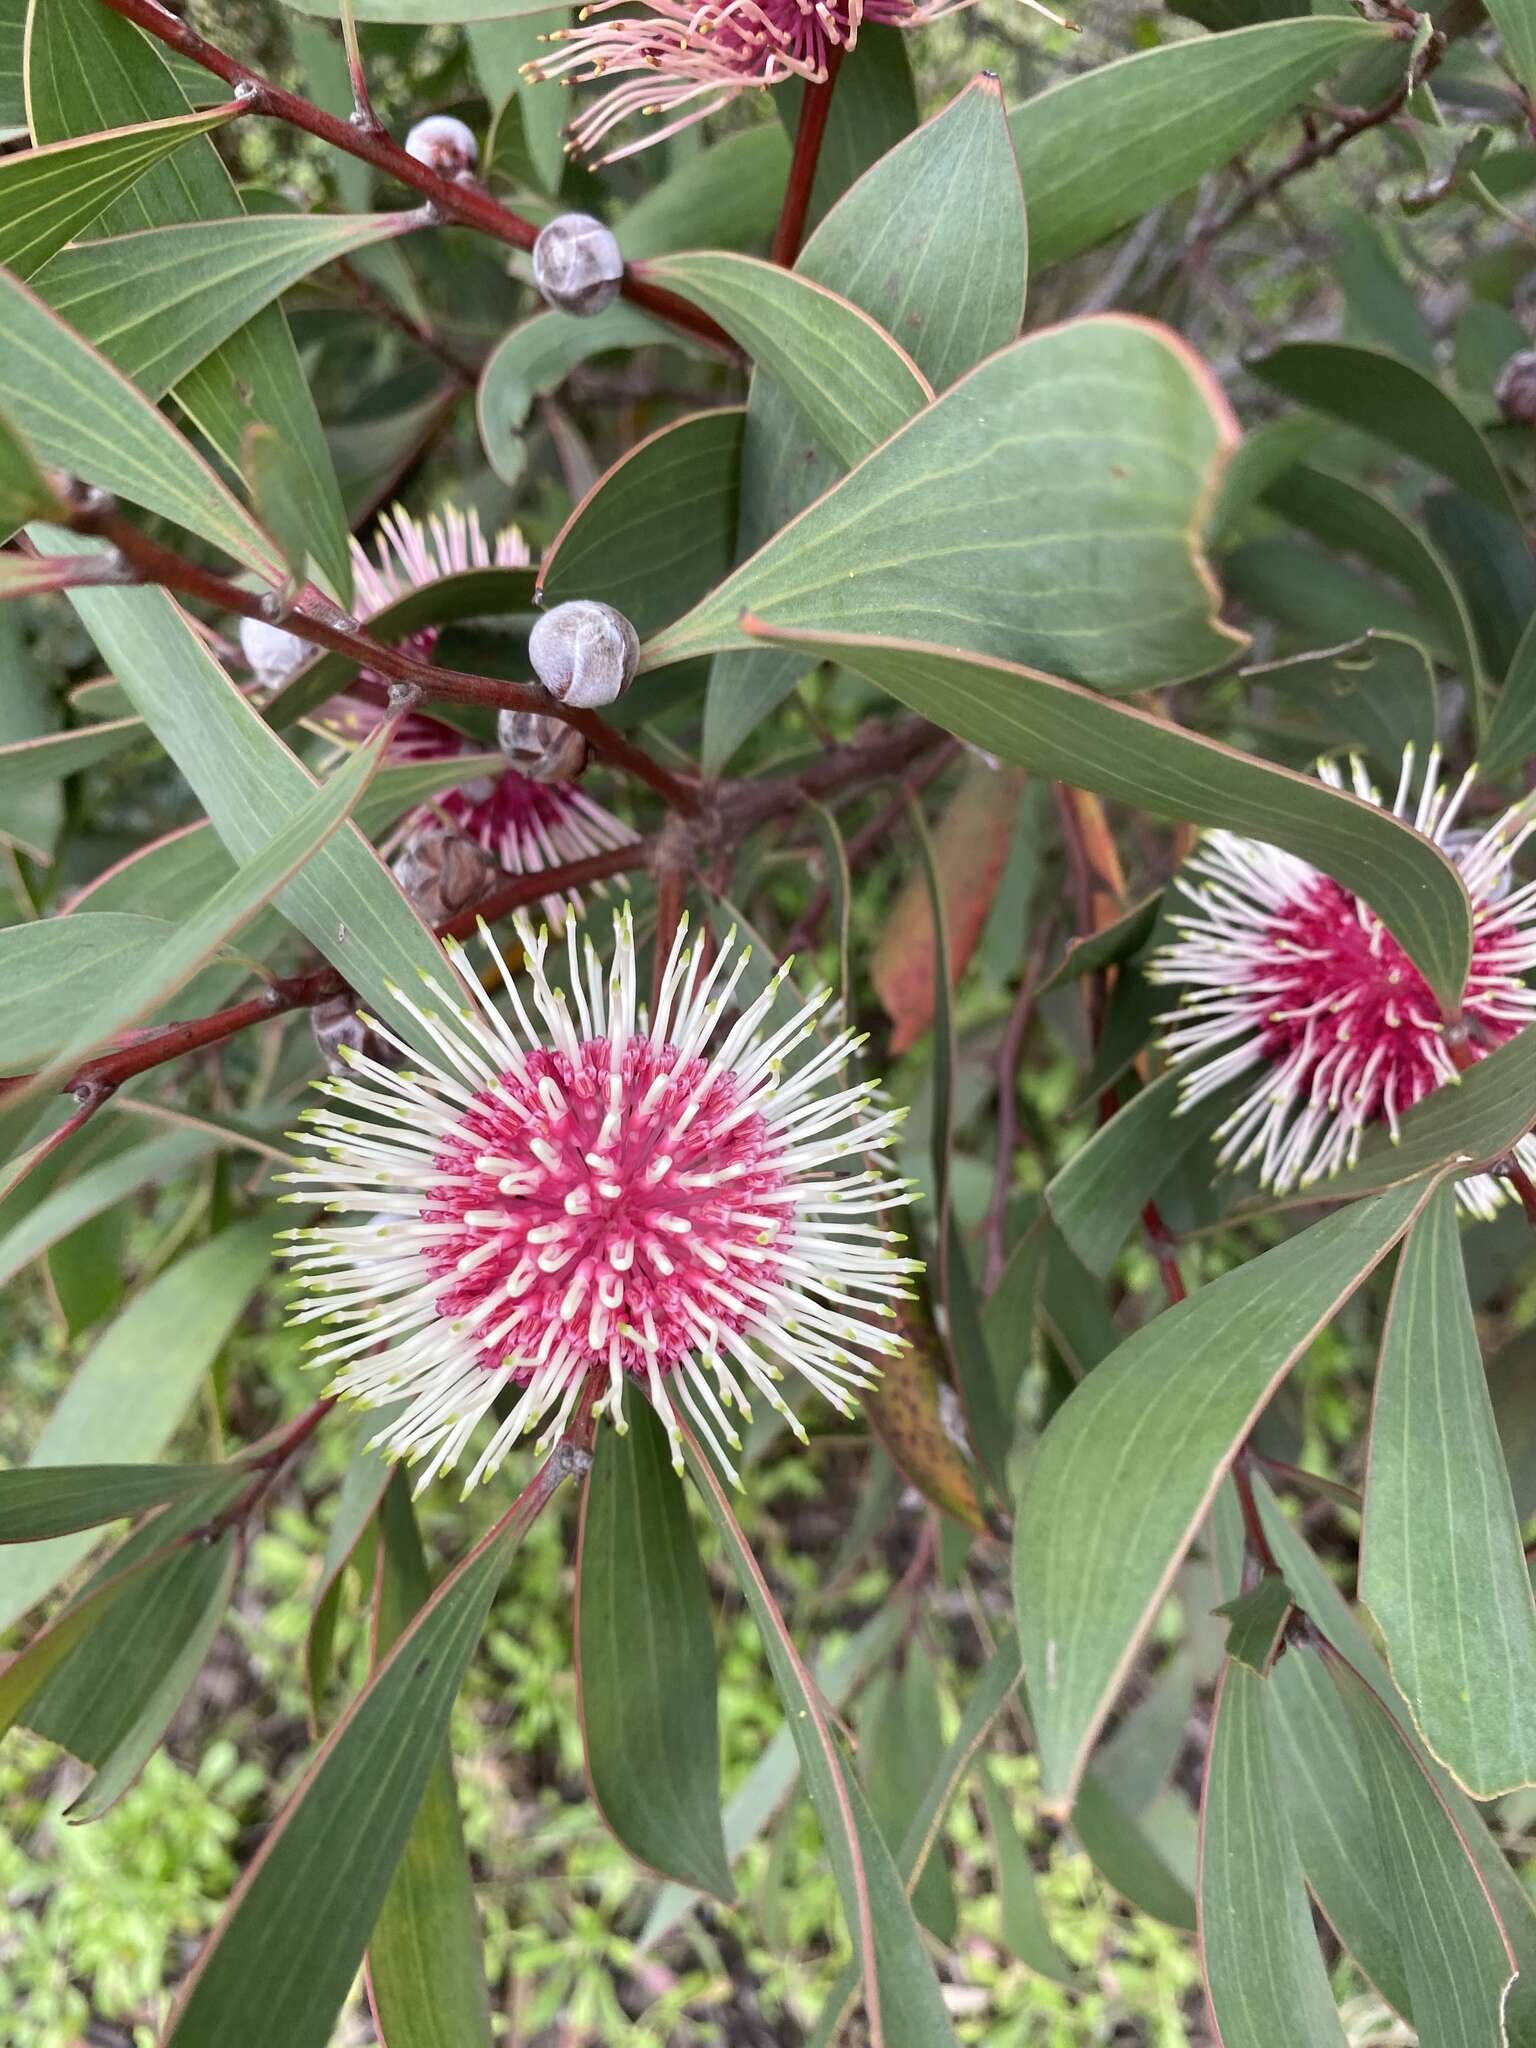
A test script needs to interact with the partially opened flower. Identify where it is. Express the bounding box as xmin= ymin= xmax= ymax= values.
xmin=1152 ymin=746 xmax=1536 ymax=1217
xmin=280 ymin=910 xmax=919 ymax=1490
xmin=326 ymin=505 xmax=639 ymax=920
xmin=527 ymin=0 xmax=1065 ymax=166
